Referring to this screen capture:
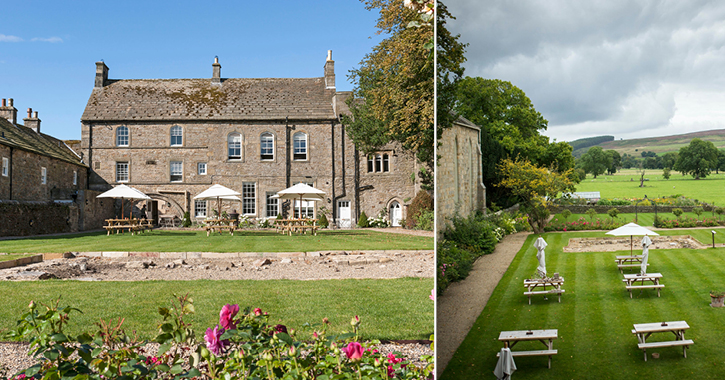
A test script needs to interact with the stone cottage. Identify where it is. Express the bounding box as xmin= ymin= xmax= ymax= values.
xmin=80 ymin=52 xmax=419 ymax=227
xmin=0 ymin=98 xmax=112 ymax=236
